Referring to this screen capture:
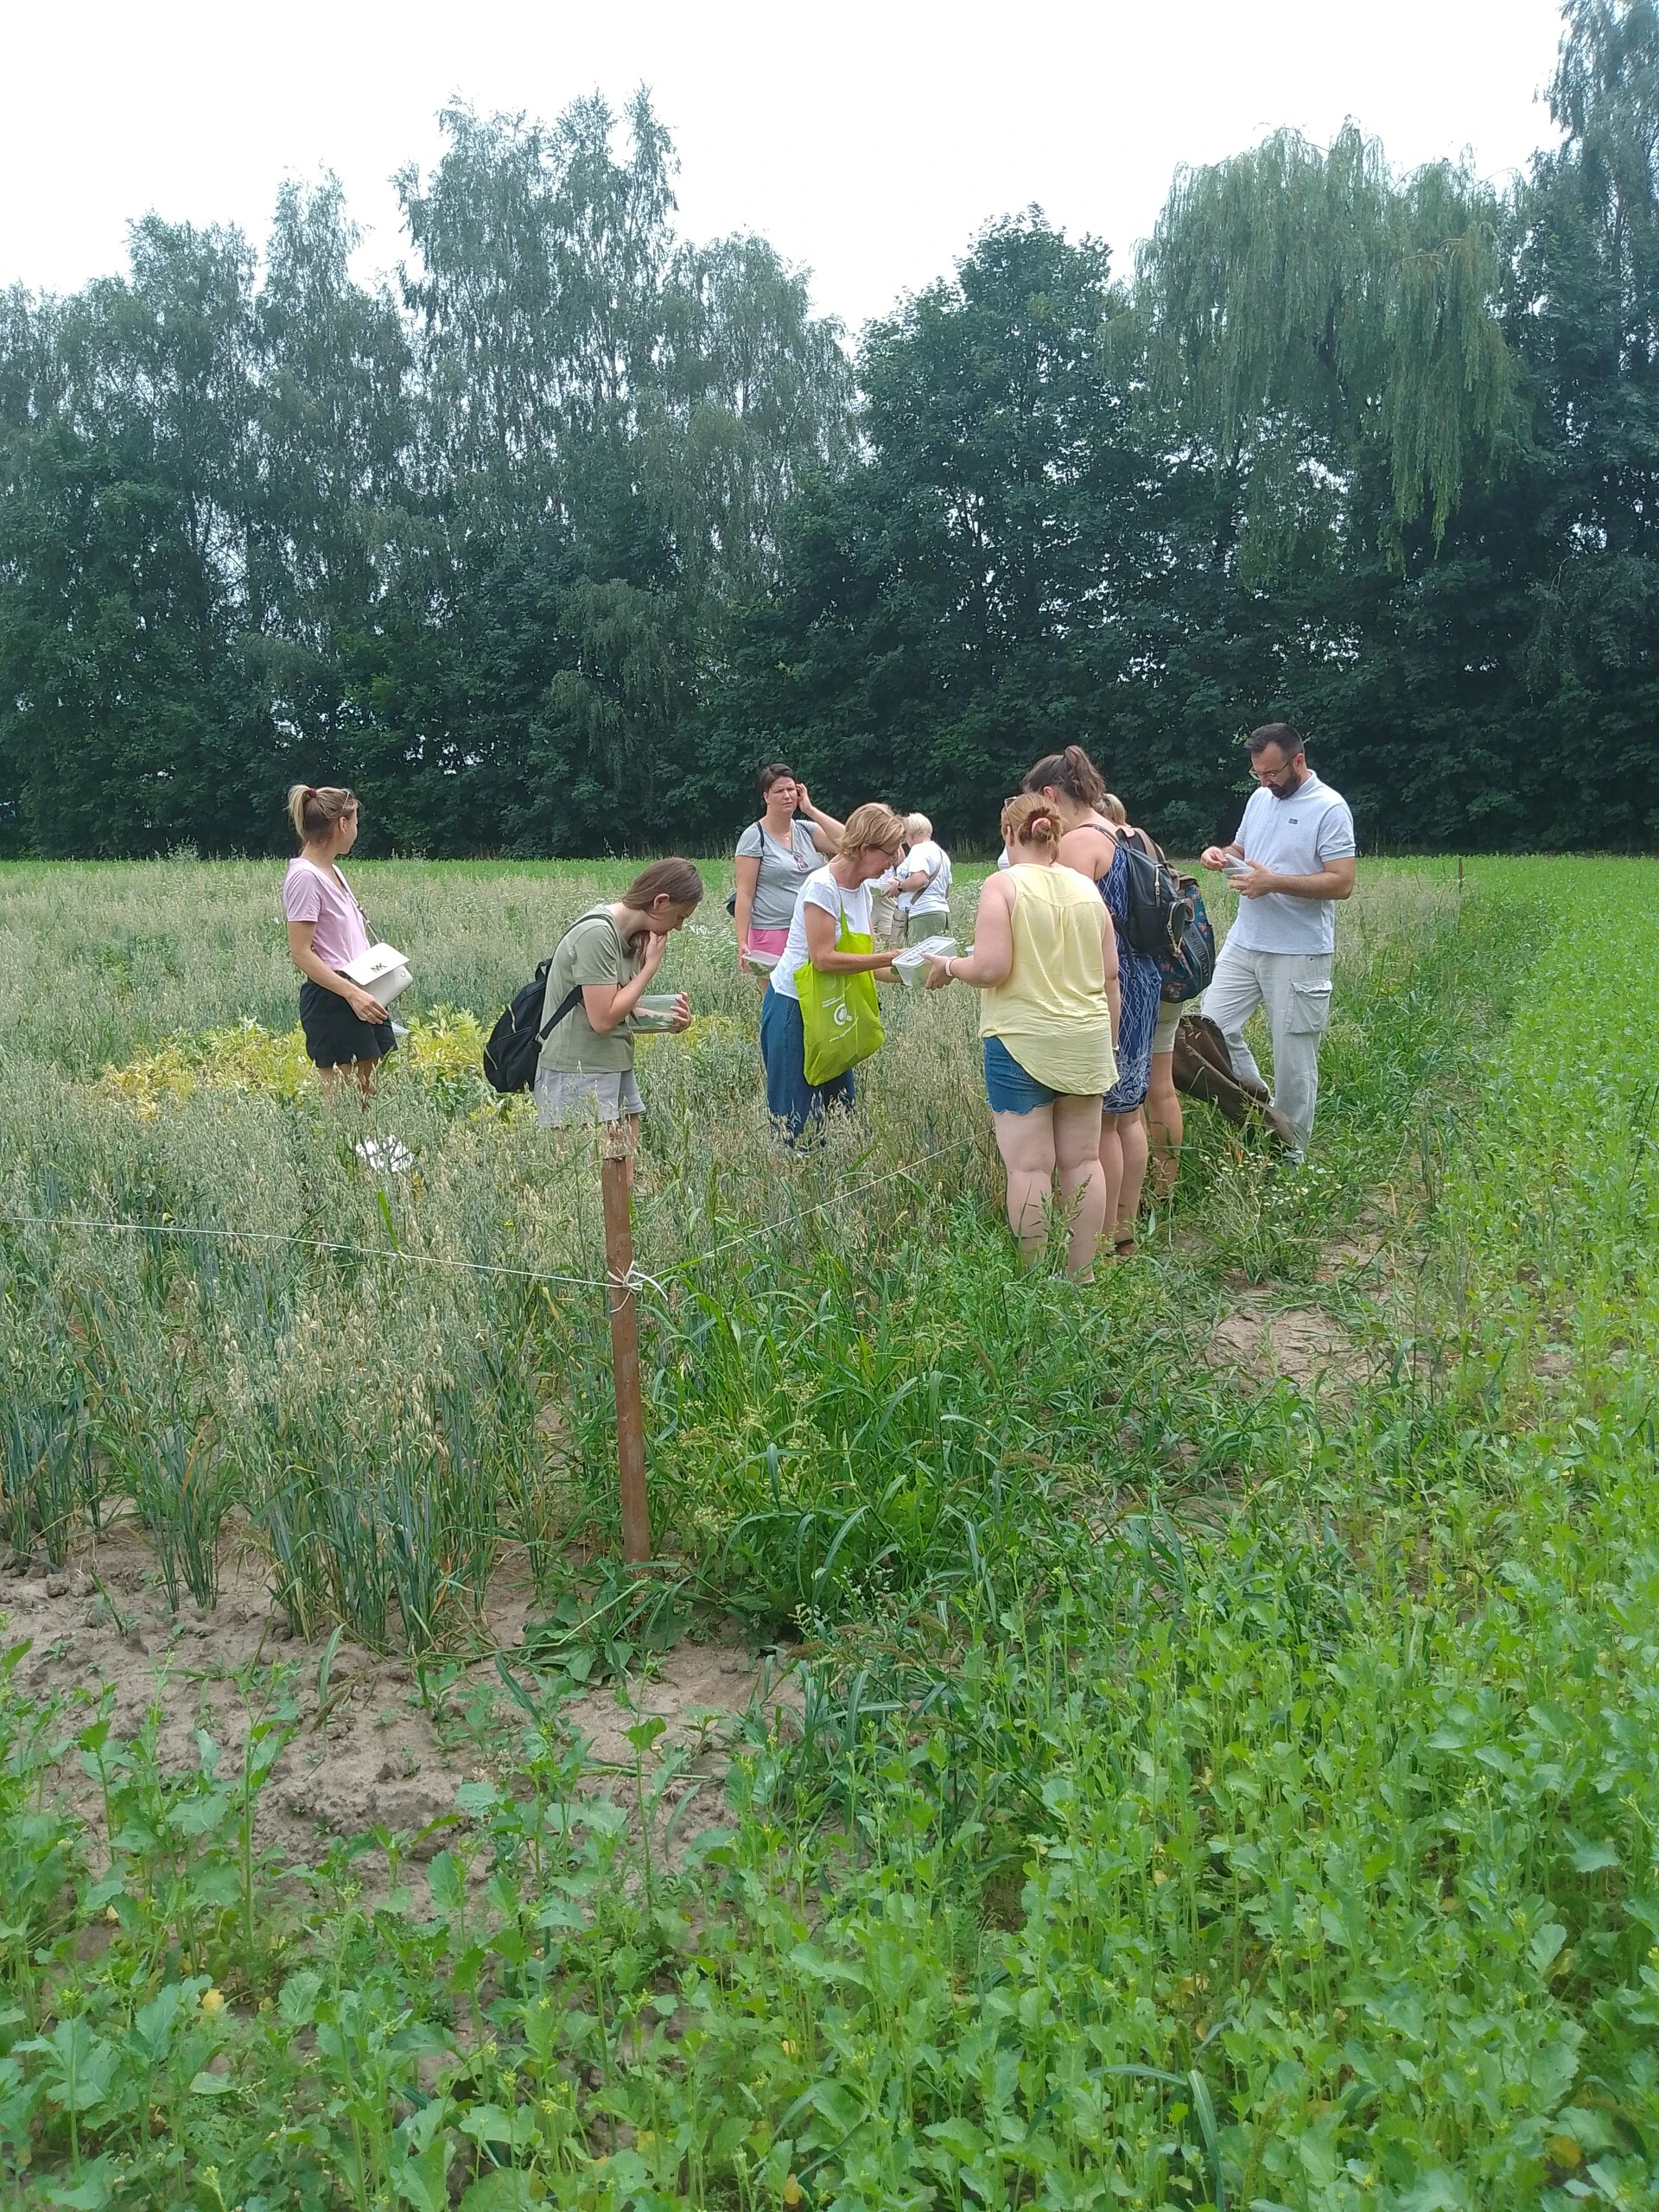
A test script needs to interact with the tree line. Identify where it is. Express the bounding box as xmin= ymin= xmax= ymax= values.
xmin=3 ymin=0 xmax=1656 ymax=858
